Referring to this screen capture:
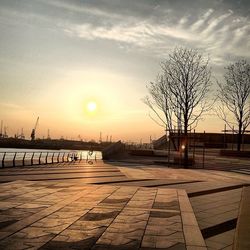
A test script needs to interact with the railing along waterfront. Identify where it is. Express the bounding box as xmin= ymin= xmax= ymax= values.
xmin=0 ymin=150 xmax=102 ymax=168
